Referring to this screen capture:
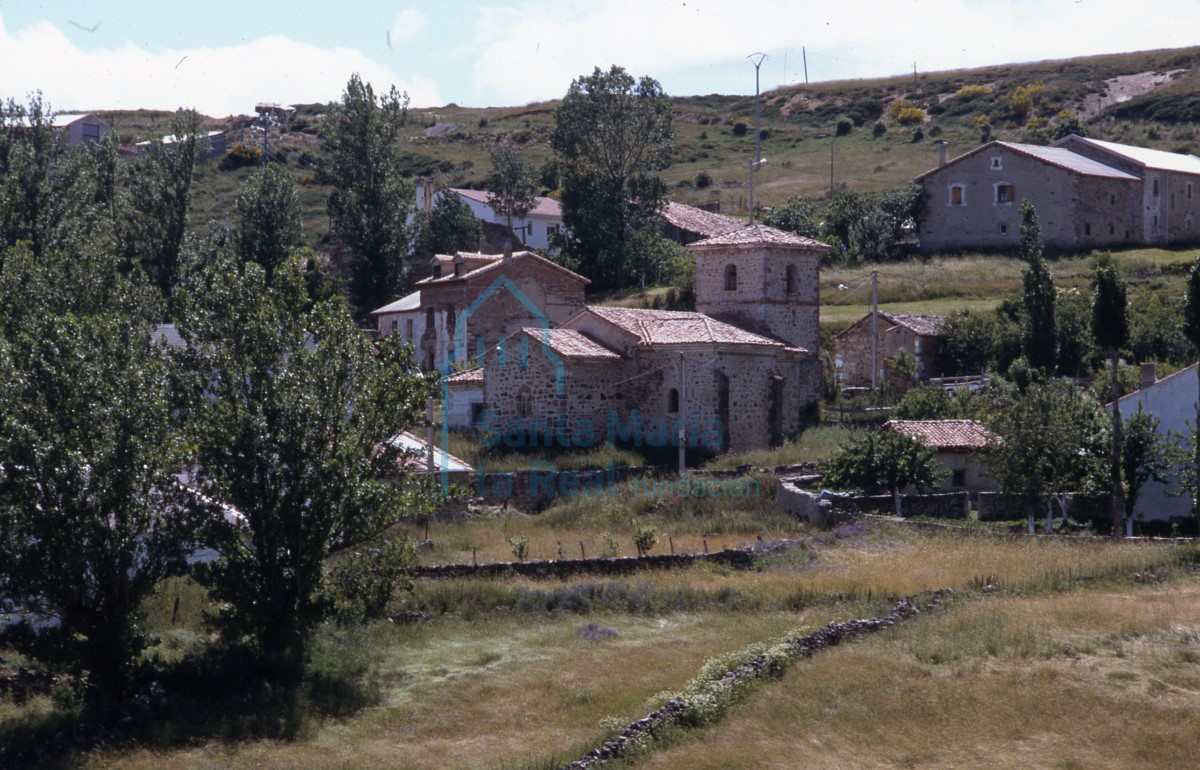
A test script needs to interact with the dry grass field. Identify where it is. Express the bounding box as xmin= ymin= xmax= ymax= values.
xmin=12 ymin=520 xmax=1189 ymax=770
